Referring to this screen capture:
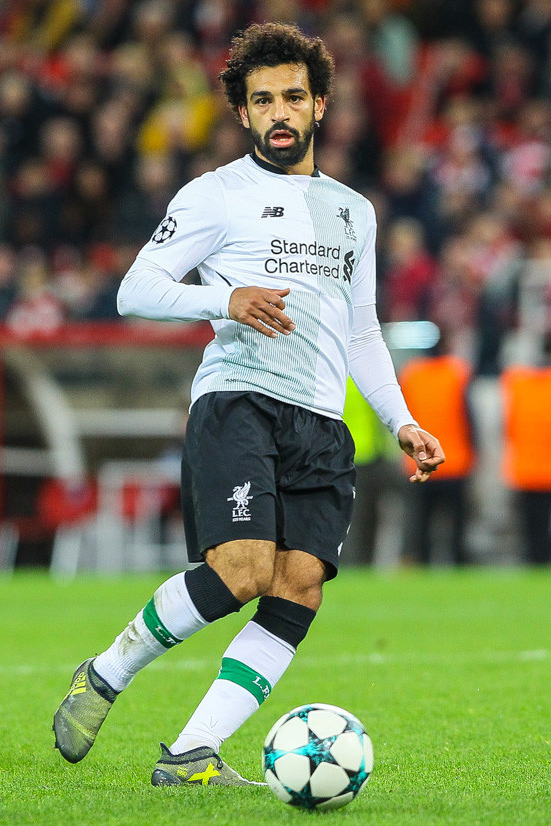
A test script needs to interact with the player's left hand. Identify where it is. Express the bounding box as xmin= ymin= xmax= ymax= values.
xmin=397 ymin=424 xmax=445 ymax=483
